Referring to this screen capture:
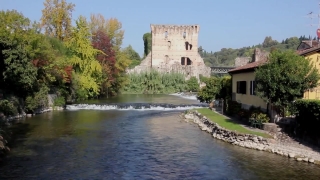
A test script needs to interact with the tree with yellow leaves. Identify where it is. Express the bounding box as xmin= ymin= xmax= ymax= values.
xmin=40 ymin=0 xmax=75 ymax=41
xmin=65 ymin=16 xmax=103 ymax=99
